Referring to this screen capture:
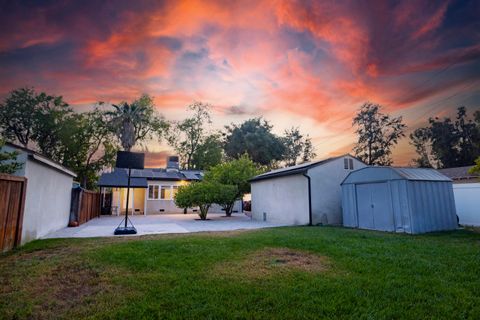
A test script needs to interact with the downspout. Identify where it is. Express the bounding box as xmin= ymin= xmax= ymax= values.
xmin=302 ymin=172 xmax=313 ymax=226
